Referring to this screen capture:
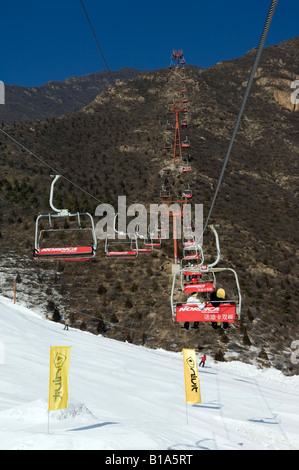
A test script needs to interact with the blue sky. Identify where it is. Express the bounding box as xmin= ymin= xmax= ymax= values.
xmin=0 ymin=0 xmax=298 ymax=86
